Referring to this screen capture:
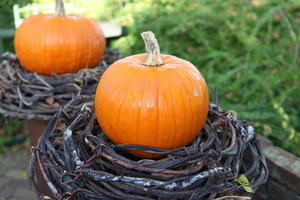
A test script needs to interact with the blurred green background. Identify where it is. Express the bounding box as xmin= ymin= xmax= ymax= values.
xmin=1 ymin=0 xmax=299 ymax=156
